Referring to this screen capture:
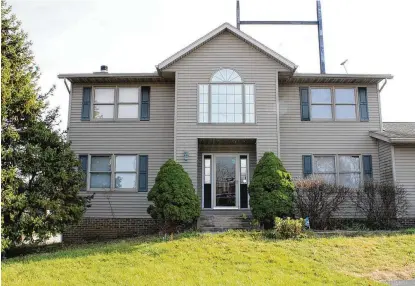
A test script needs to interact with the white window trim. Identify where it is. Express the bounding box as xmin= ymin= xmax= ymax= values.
xmin=312 ymin=154 xmax=363 ymax=187
xmin=87 ymin=154 xmax=139 ymax=192
xmin=91 ymin=86 xmax=142 ymax=121
xmin=309 ymin=86 xmax=359 ymax=122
